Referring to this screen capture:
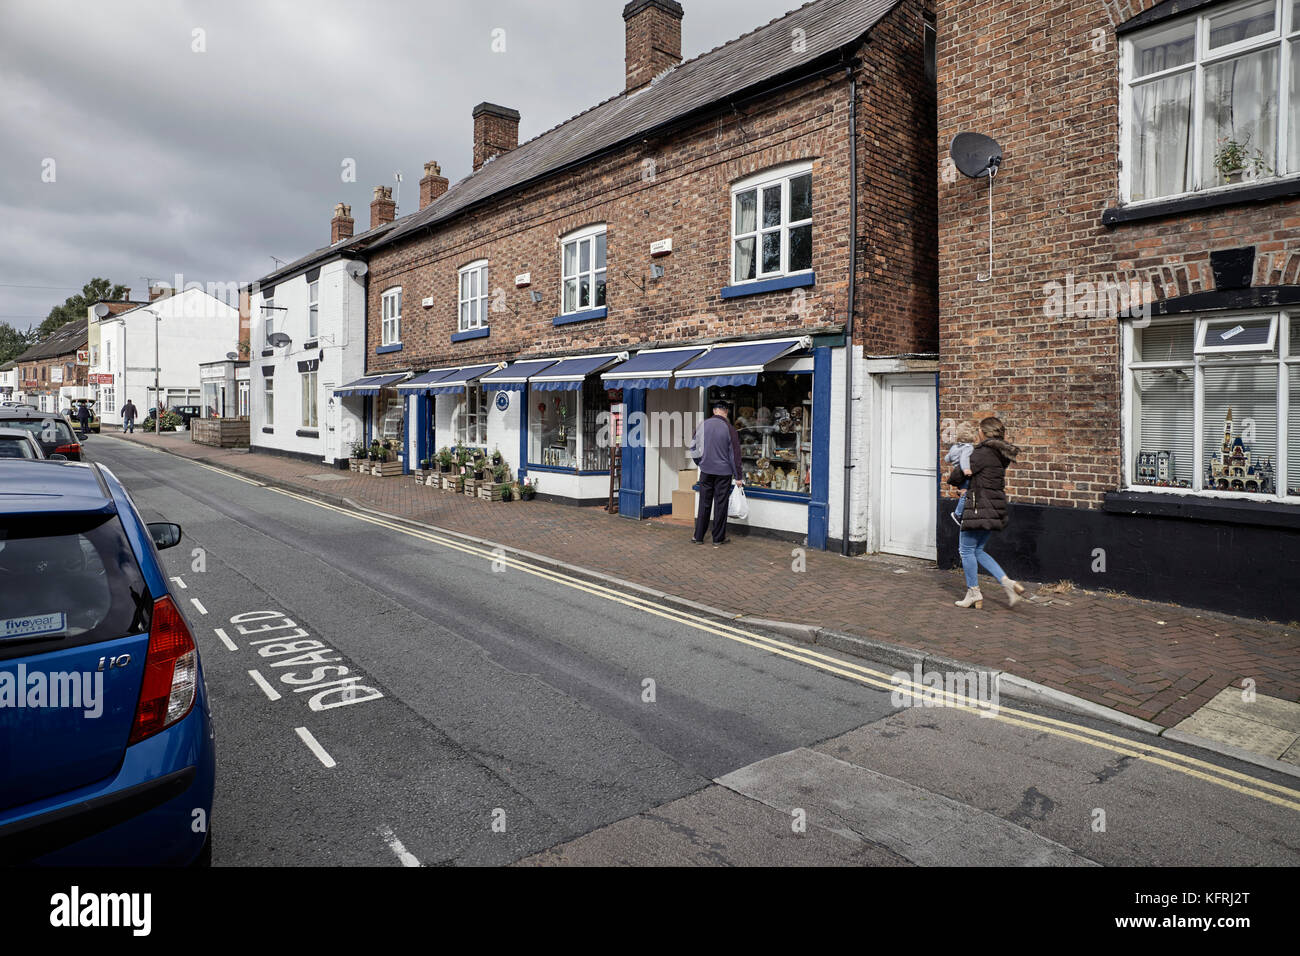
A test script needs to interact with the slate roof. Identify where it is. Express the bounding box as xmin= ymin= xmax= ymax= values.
xmin=372 ymin=0 xmax=899 ymax=250
xmin=250 ymin=219 xmax=399 ymax=291
xmin=14 ymin=320 xmax=88 ymax=363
